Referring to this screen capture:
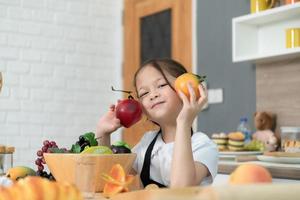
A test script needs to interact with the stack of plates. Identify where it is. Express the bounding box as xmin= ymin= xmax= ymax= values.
xmin=219 ymin=151 xmax=263 ymax=160
xmin=257 ymin=152 xmax=300 ymax=164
